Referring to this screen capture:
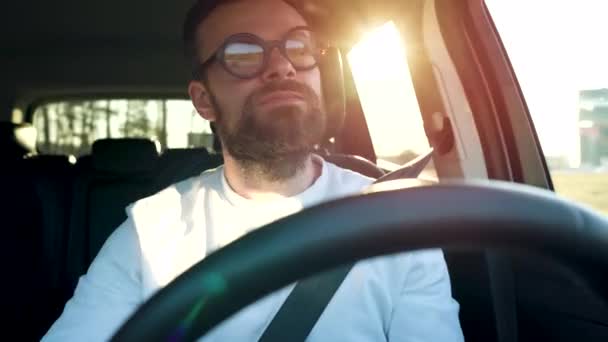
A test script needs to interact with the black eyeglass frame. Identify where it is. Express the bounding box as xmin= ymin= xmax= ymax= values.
xmin=194 ymin=26 xmax=326 ymax=79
